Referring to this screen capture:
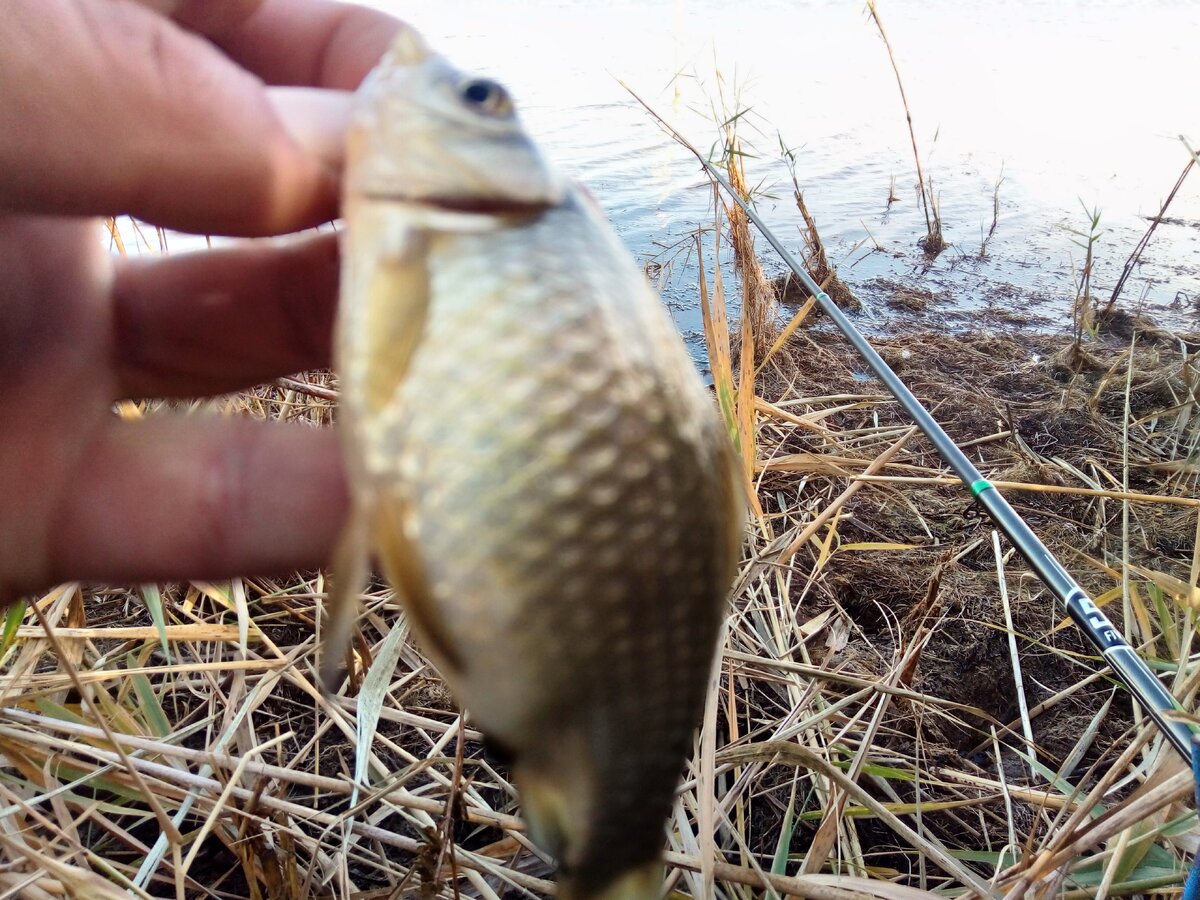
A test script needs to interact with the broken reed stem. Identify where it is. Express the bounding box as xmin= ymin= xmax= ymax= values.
xmin=1107 ymin=155 xmax=1195 ymax=311
xmin=993 ymin=533 xmax=1036 ymax=773
xmin=851 ymin=474 xmax=1200 ymax=507
xmin=275 ymin=376 xmax=339 ymax=401
xmin=778 ymin=426 xmax=917 ymax=563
